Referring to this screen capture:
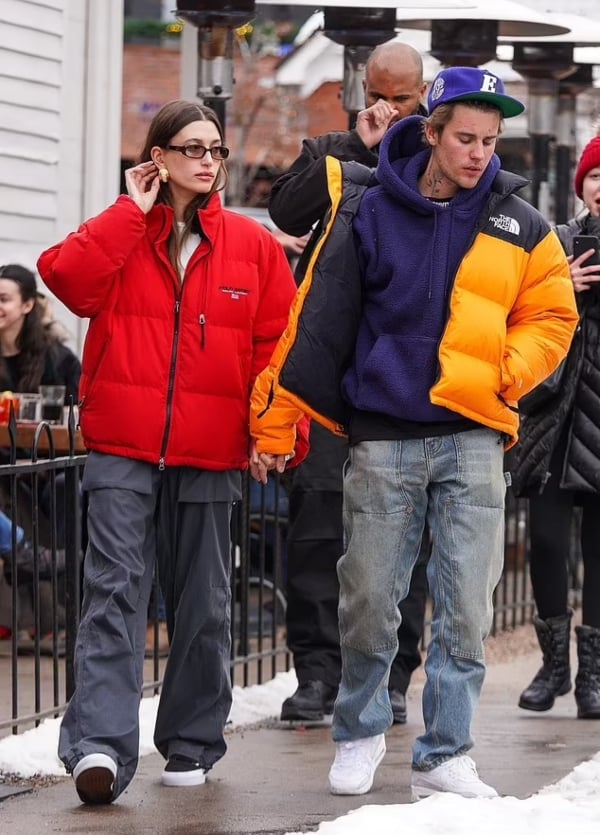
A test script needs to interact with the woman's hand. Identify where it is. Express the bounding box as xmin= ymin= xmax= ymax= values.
xmin=569 ymin=251 xmax=600 ymax=293
xmin=124 ymin=162 xmax=161 ymax=215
